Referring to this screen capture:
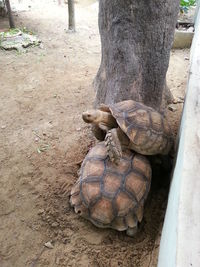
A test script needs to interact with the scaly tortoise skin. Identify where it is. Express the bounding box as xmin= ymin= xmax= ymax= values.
xmin=70 ymin=142 xmax=152 ymax=236
xmin=82 ymin=100 xmax=173 ymax=163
